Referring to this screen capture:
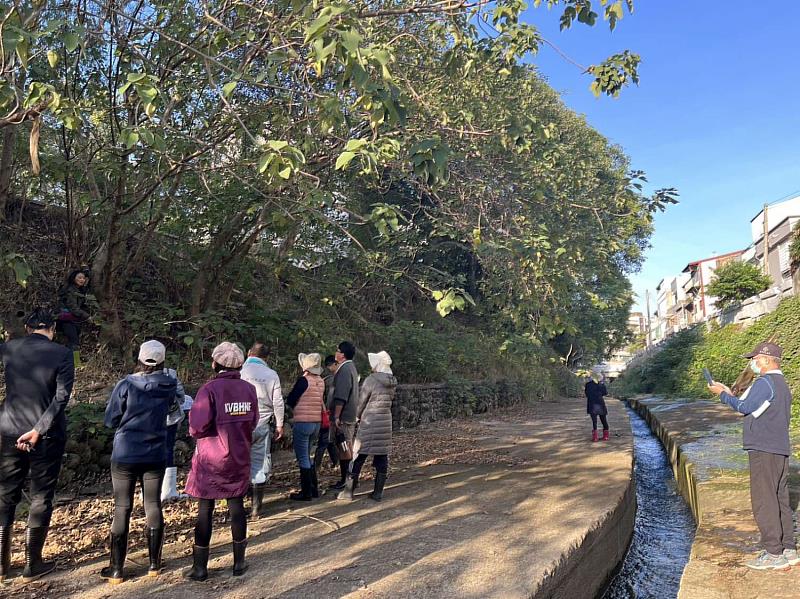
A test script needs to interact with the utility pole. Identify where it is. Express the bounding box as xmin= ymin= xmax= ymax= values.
xmin=645 ymin=289 xmax=652 ymax=348
xmin=763 ymin=203 xmax=770 ymax=276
